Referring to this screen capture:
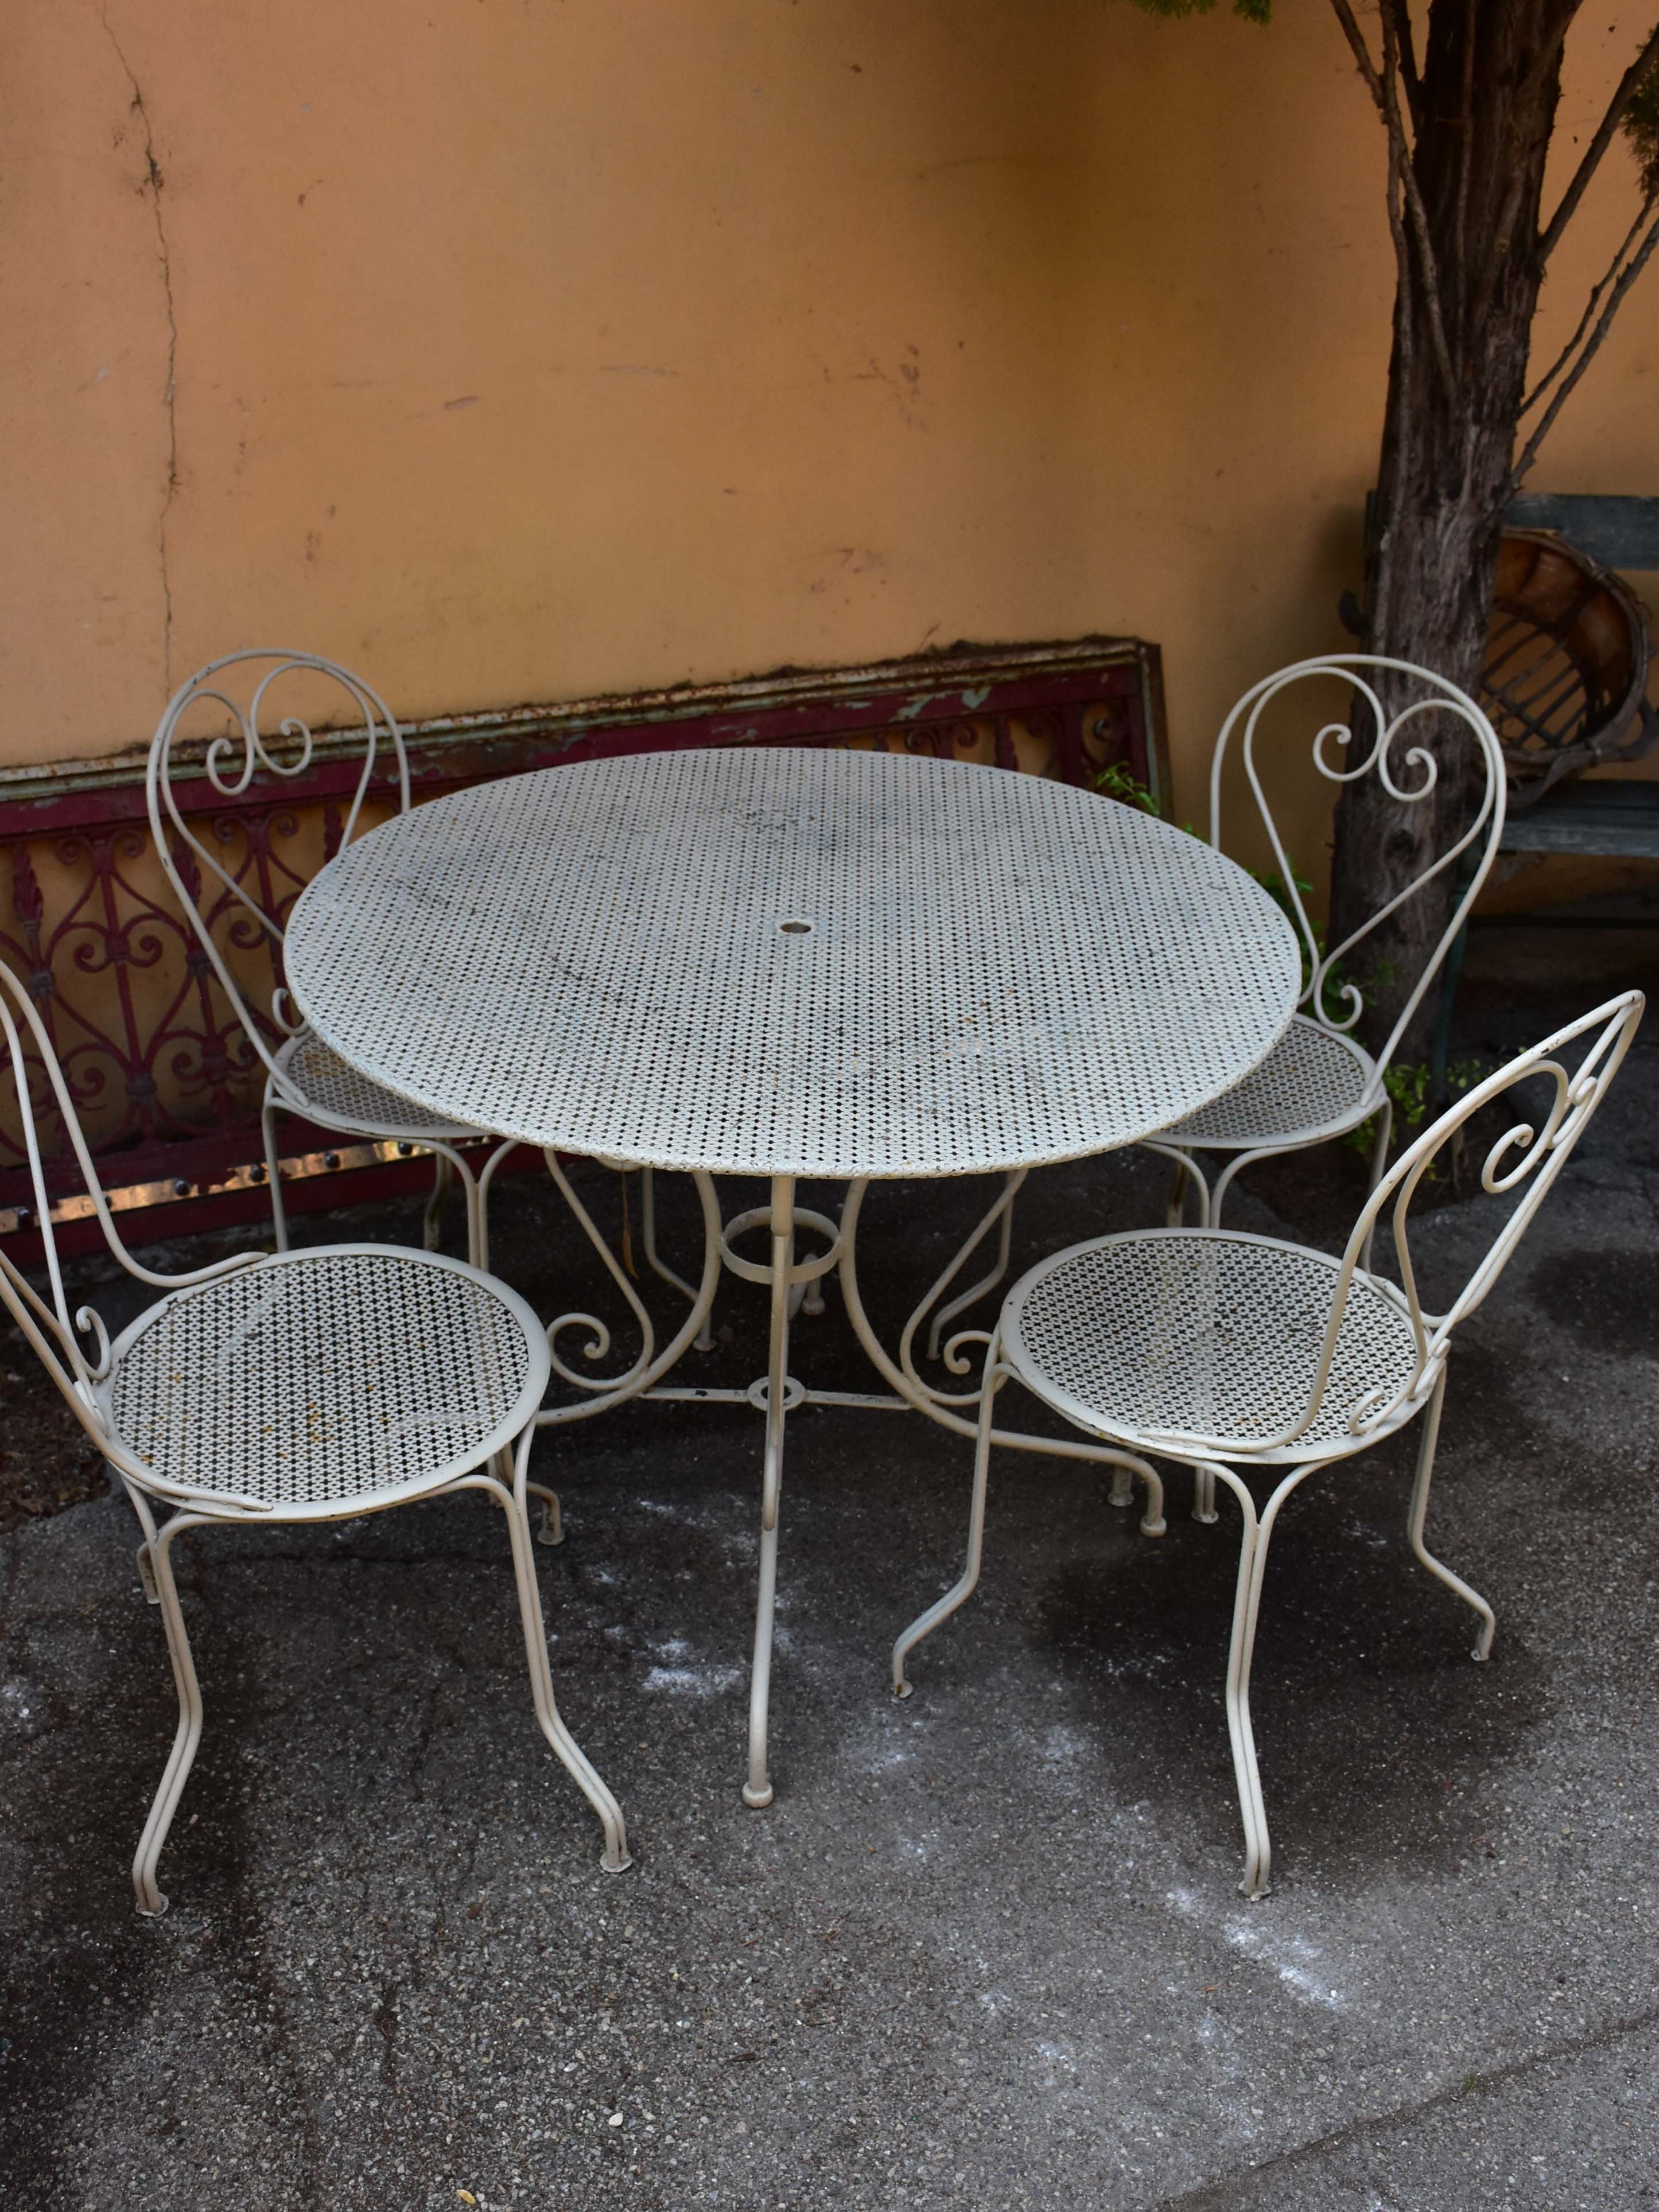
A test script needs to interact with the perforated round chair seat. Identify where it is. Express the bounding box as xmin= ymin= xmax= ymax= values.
xmin=1157 ymin=1016 xmax=1375 ymax=1149
xmin=103 ymin=1247 xmax=550 ymax=1516
xmin=274 ymin=1028 xmax=483 ymax=1142
xmin=1003 ymin=1231 xmax=1423 ymax=1464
